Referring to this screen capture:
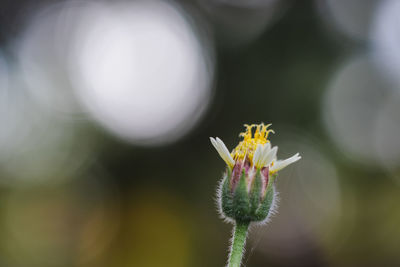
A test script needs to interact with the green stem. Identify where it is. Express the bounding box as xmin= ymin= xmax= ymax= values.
xmin=228 ymin=221 xmax=250 ymax=267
